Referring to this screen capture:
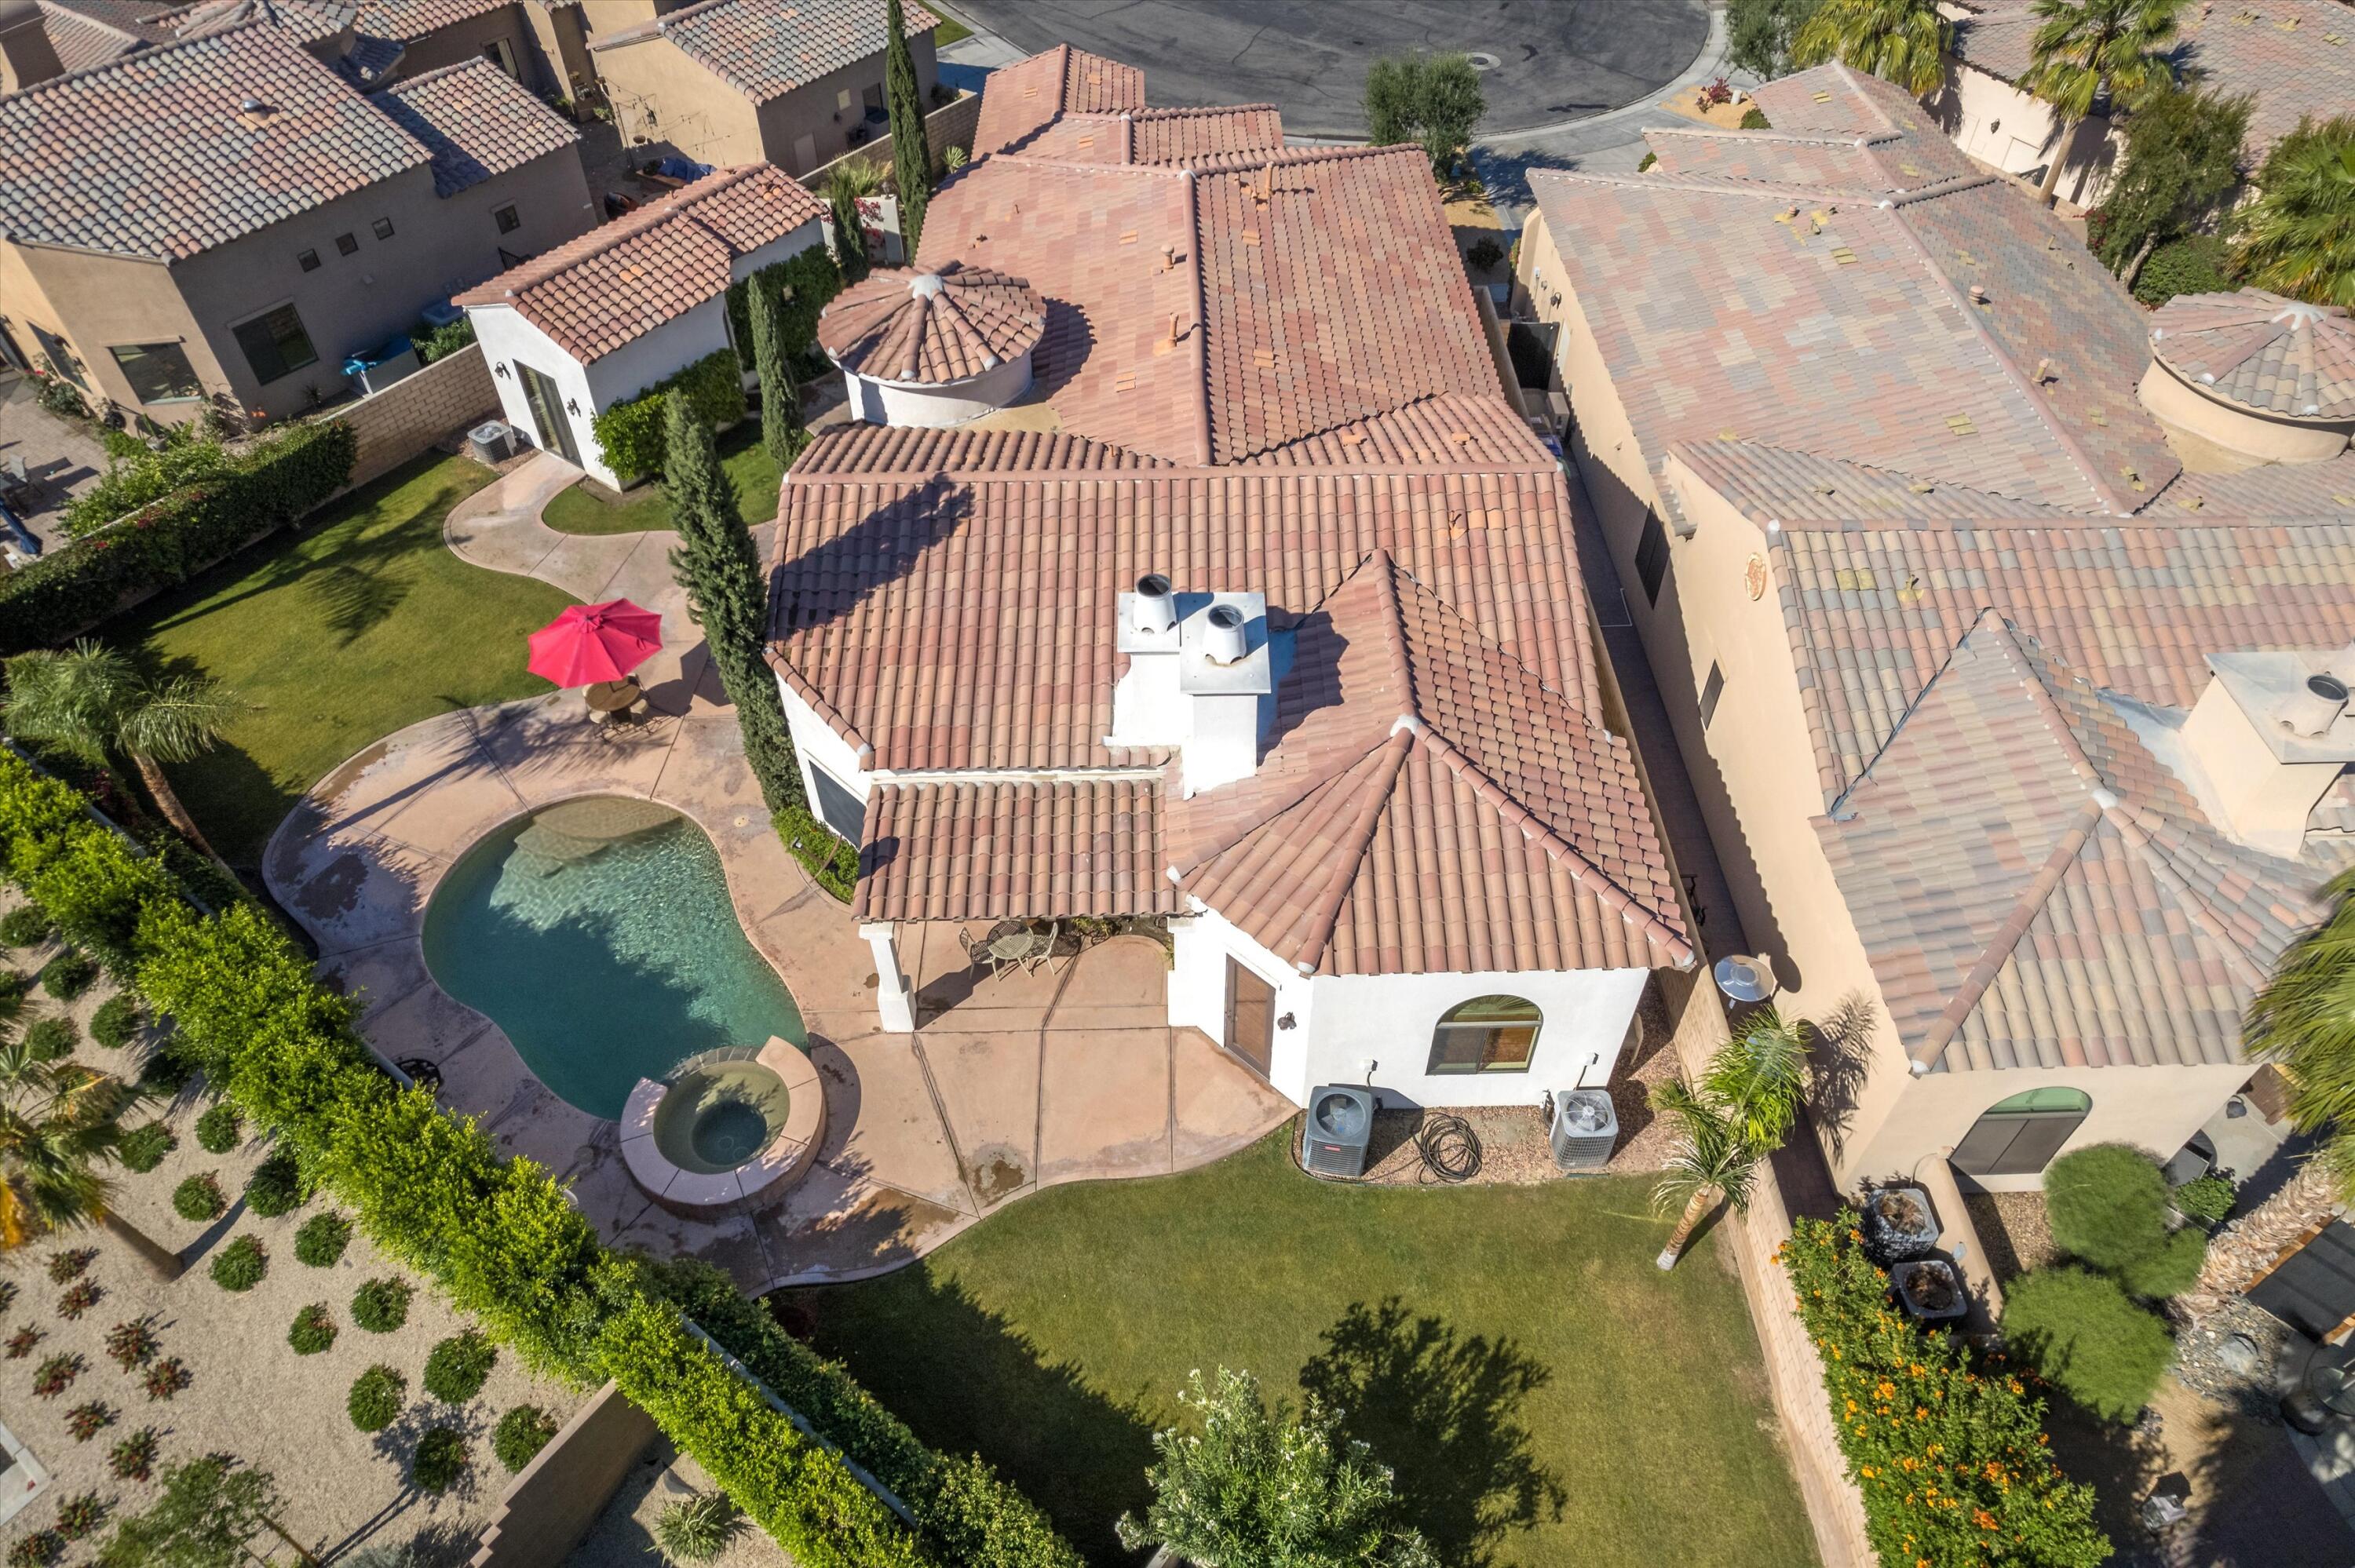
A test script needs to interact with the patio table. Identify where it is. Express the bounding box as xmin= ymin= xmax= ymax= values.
xmin=584 ymin=677 xmax=643 ymax=724
xmin=986 ymin=931 xmax=1039 ymax=966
